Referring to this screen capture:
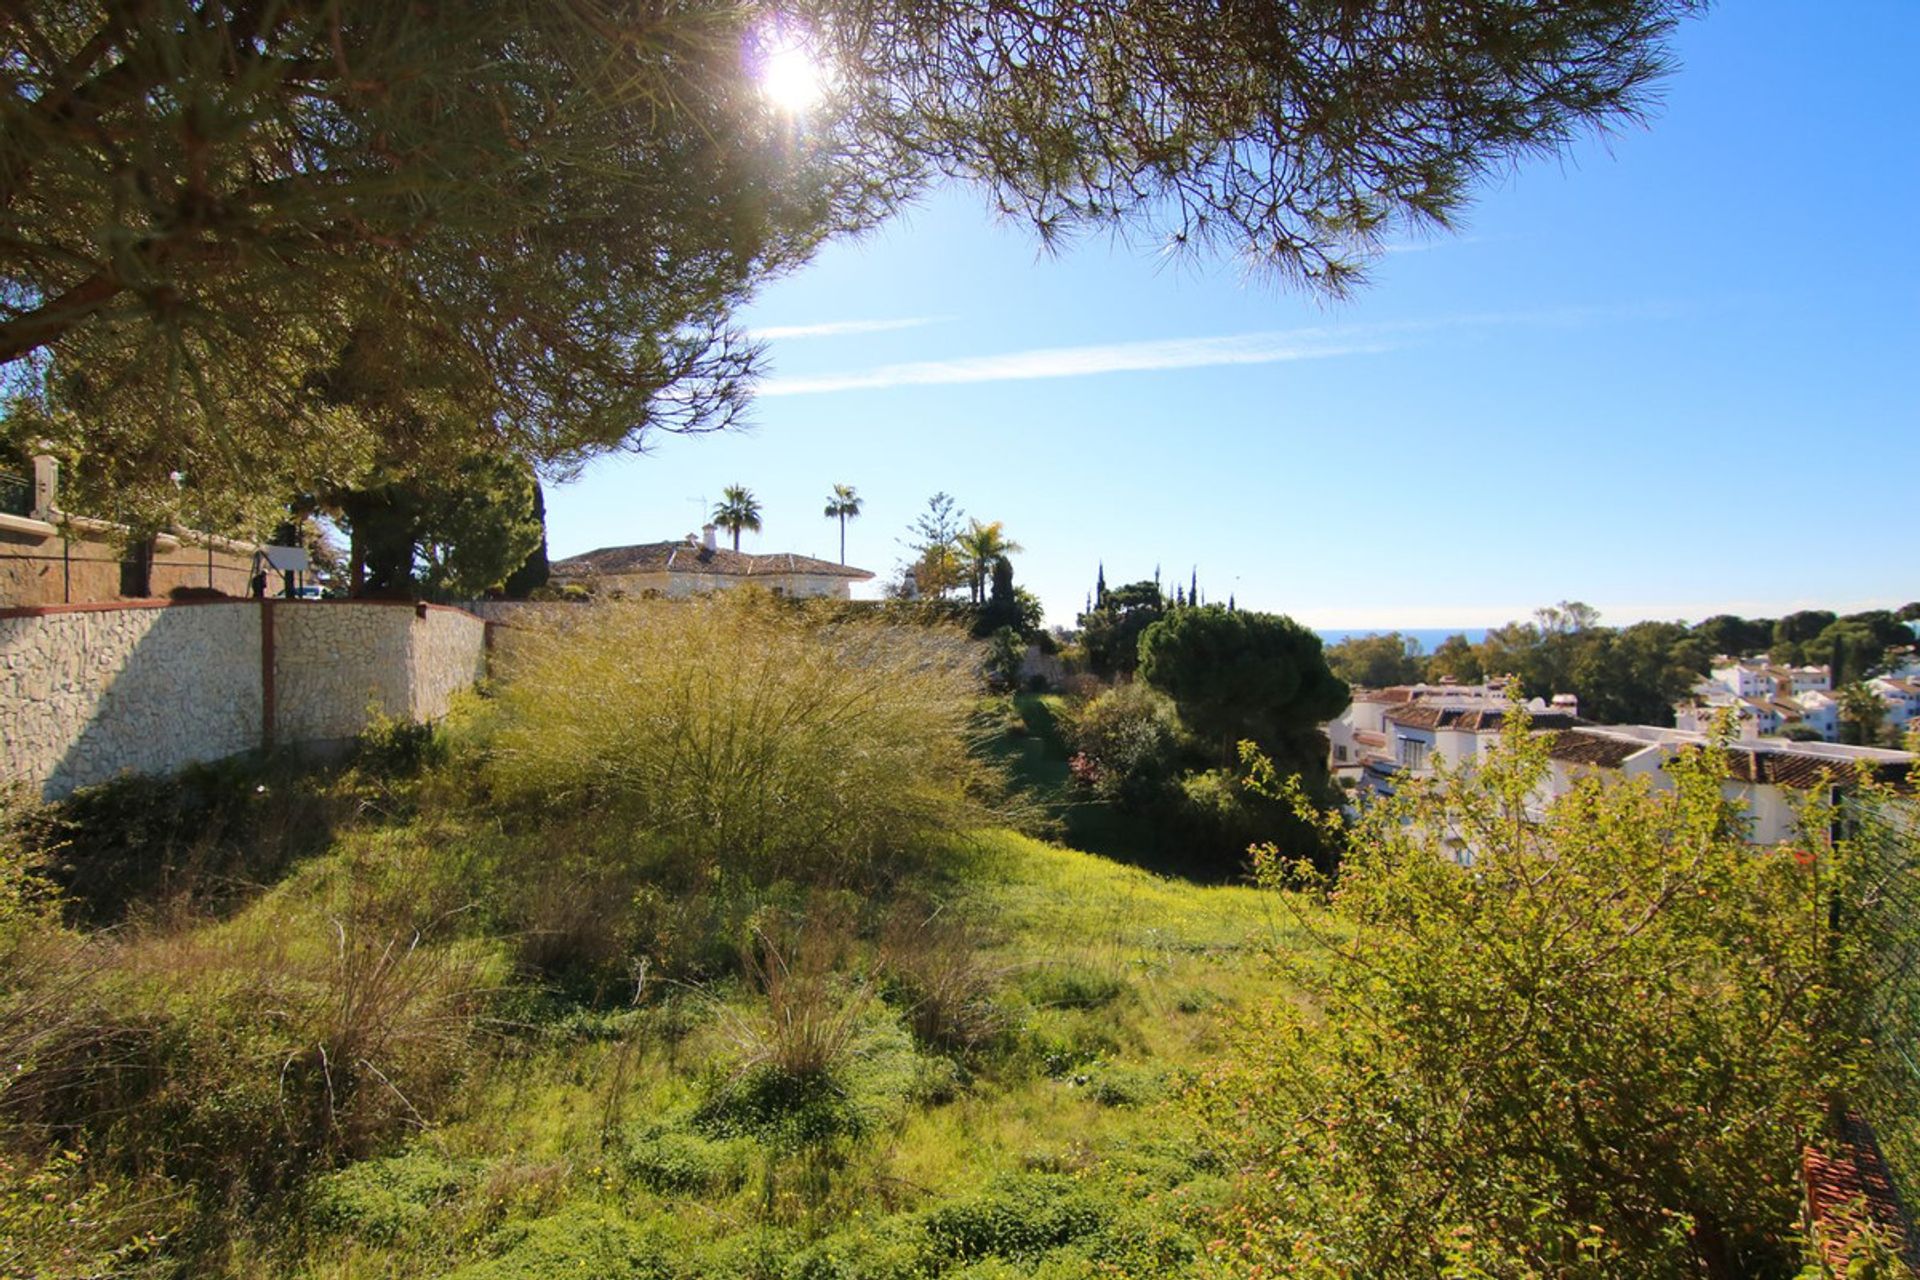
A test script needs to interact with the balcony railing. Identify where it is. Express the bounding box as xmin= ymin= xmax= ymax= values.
xmin=0 ymin=471 xmax=31 ymax=518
